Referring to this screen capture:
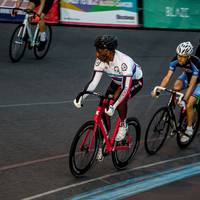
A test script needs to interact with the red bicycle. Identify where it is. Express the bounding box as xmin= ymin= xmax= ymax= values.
xmin=69 ymin=91 xmax=141 ymax=177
